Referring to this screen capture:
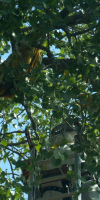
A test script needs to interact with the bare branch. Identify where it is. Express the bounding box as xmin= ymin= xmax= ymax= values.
xmin=22 ymin=101 xmax=36 ymax=132
xmin=0 ymin=130 xmax=25 ymax=136
xmin=7 ymin=140 xmax=28 ymax=147
xmin=8 ymin=157 xmax=15 ymax=180
xmin=42 ymin=57 xmax=74 ymax=70
xmin=1 ymin=146 xmax=26 ymax=157
xmin=70 ymin=24 xmax=98 ymax=36
xmin=31 ymin=41 xmax=54 ymax=59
